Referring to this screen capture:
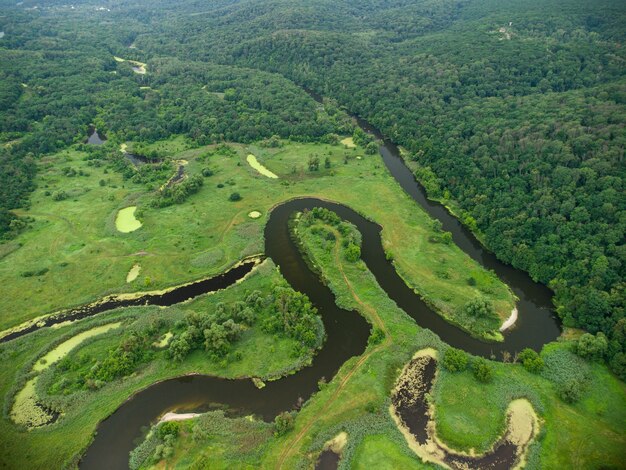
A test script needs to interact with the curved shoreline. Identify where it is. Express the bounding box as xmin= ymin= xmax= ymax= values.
xmin=500 ymin=307 xmax=519 ymax=332
xmin=390 ymin=349 xmax=539 ymax=469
